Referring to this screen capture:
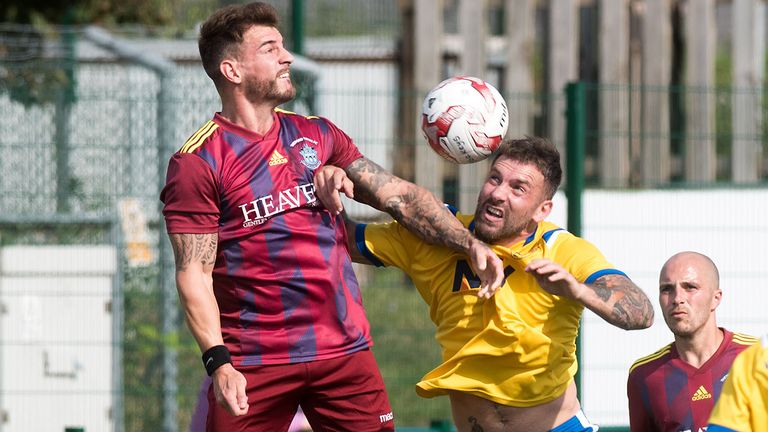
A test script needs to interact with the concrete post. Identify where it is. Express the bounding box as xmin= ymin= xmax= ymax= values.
xmin=458 ymin=0 xmax=488 ymax=214
xmin=598 ymin=0 xmax=630 ymax=187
